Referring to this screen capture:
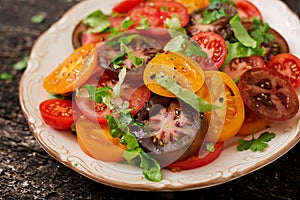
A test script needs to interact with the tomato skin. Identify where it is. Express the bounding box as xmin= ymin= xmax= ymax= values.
xmin=128 ymin=1 xmax=189 ymax=28
xmin=143 ymin=52 xmax=205 ymax=97
xmin=43 ymin=43 xmax=97 ymax=95
xmin=112 ymin=0 xmax=145 ymax=14
xmin=39 ymin=99 xmax=79 ymax=130
xmin=222 ymin=55 xmax=266 ymax=81
xmin=197 ymin=71 xmax=245 ymax=142
xmin=266 ymin=53 xmax=300 ymax=88
xmin=76 ymin=116 xmax=126 ymax=162
xmin=238 ymin=68 xmax=299 ymax=121
xmin=190 ymin=32 xmax=227 ymax=71
xmin=233 ymin=0 xmax=263 ymax=20
xmin=237 ymin=107 xmax=272 ymax=136
xmin=166 ymin=142 xmax=223 ymax=172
